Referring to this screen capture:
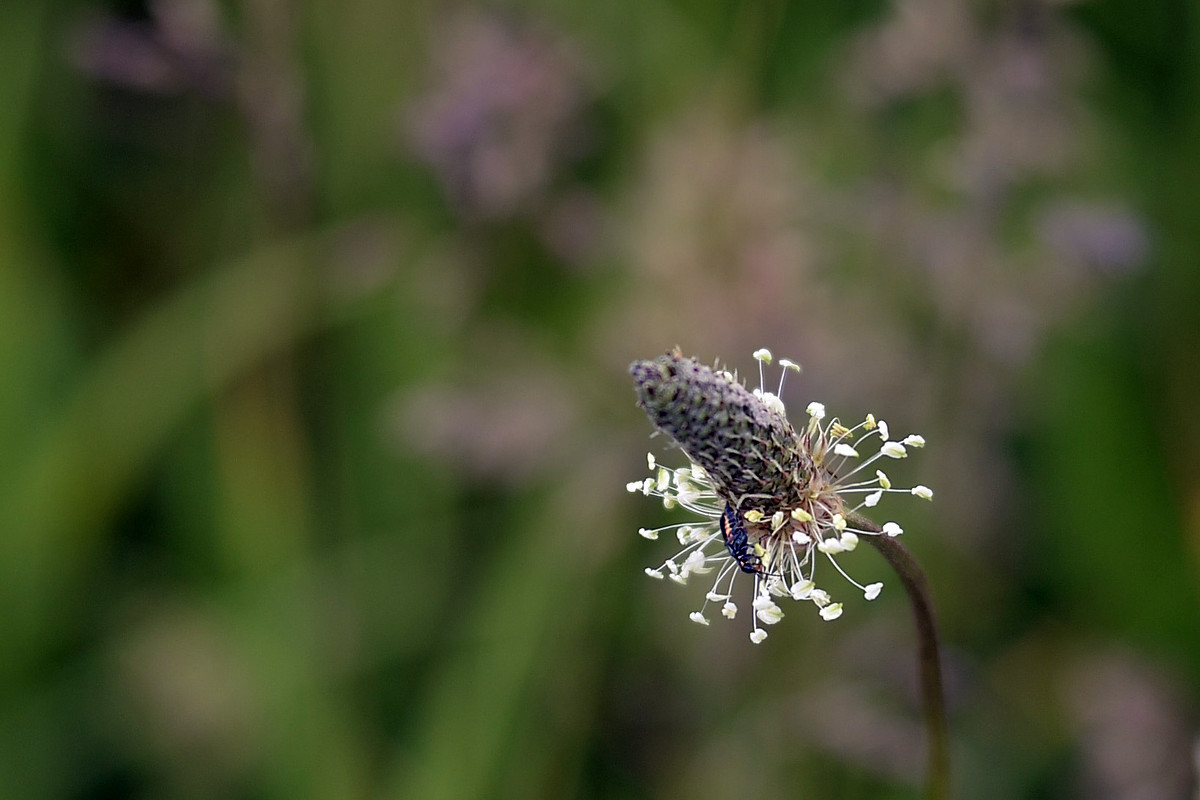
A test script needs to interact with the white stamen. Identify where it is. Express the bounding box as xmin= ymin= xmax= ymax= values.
xmin=791 ymin=580 xmax=815 ymax=600
xmin=759 ymin=391 xmax=786 ymax=416
xmin=753 ymin=596 xmax=784 ymax=624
